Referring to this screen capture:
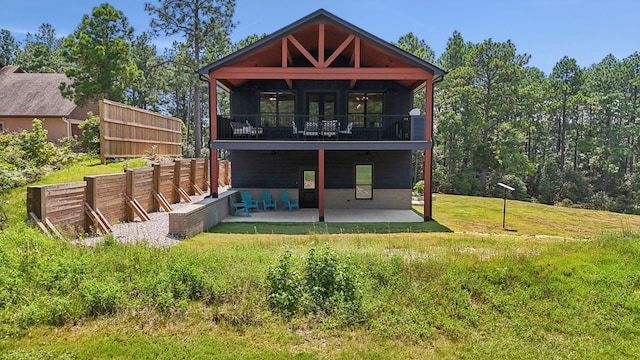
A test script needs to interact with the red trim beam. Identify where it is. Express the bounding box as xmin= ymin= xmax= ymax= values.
xmin=211 ymin=67 xmax=433 ymax=80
